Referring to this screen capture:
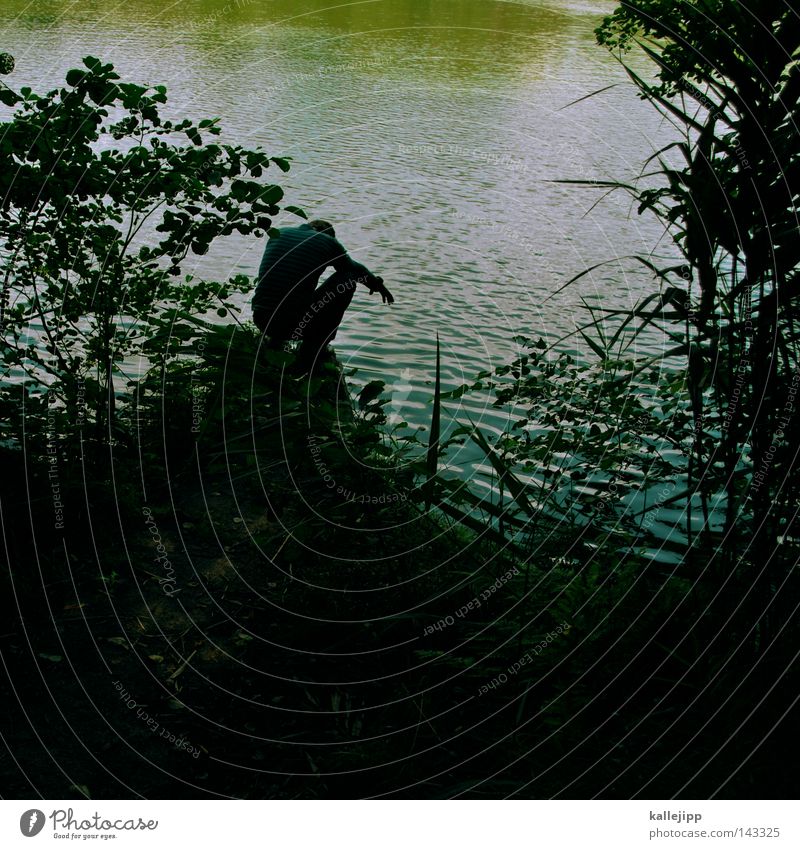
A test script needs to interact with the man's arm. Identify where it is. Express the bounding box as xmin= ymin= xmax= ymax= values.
xmin=328 ymin=241 xmax=394 ymax=304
